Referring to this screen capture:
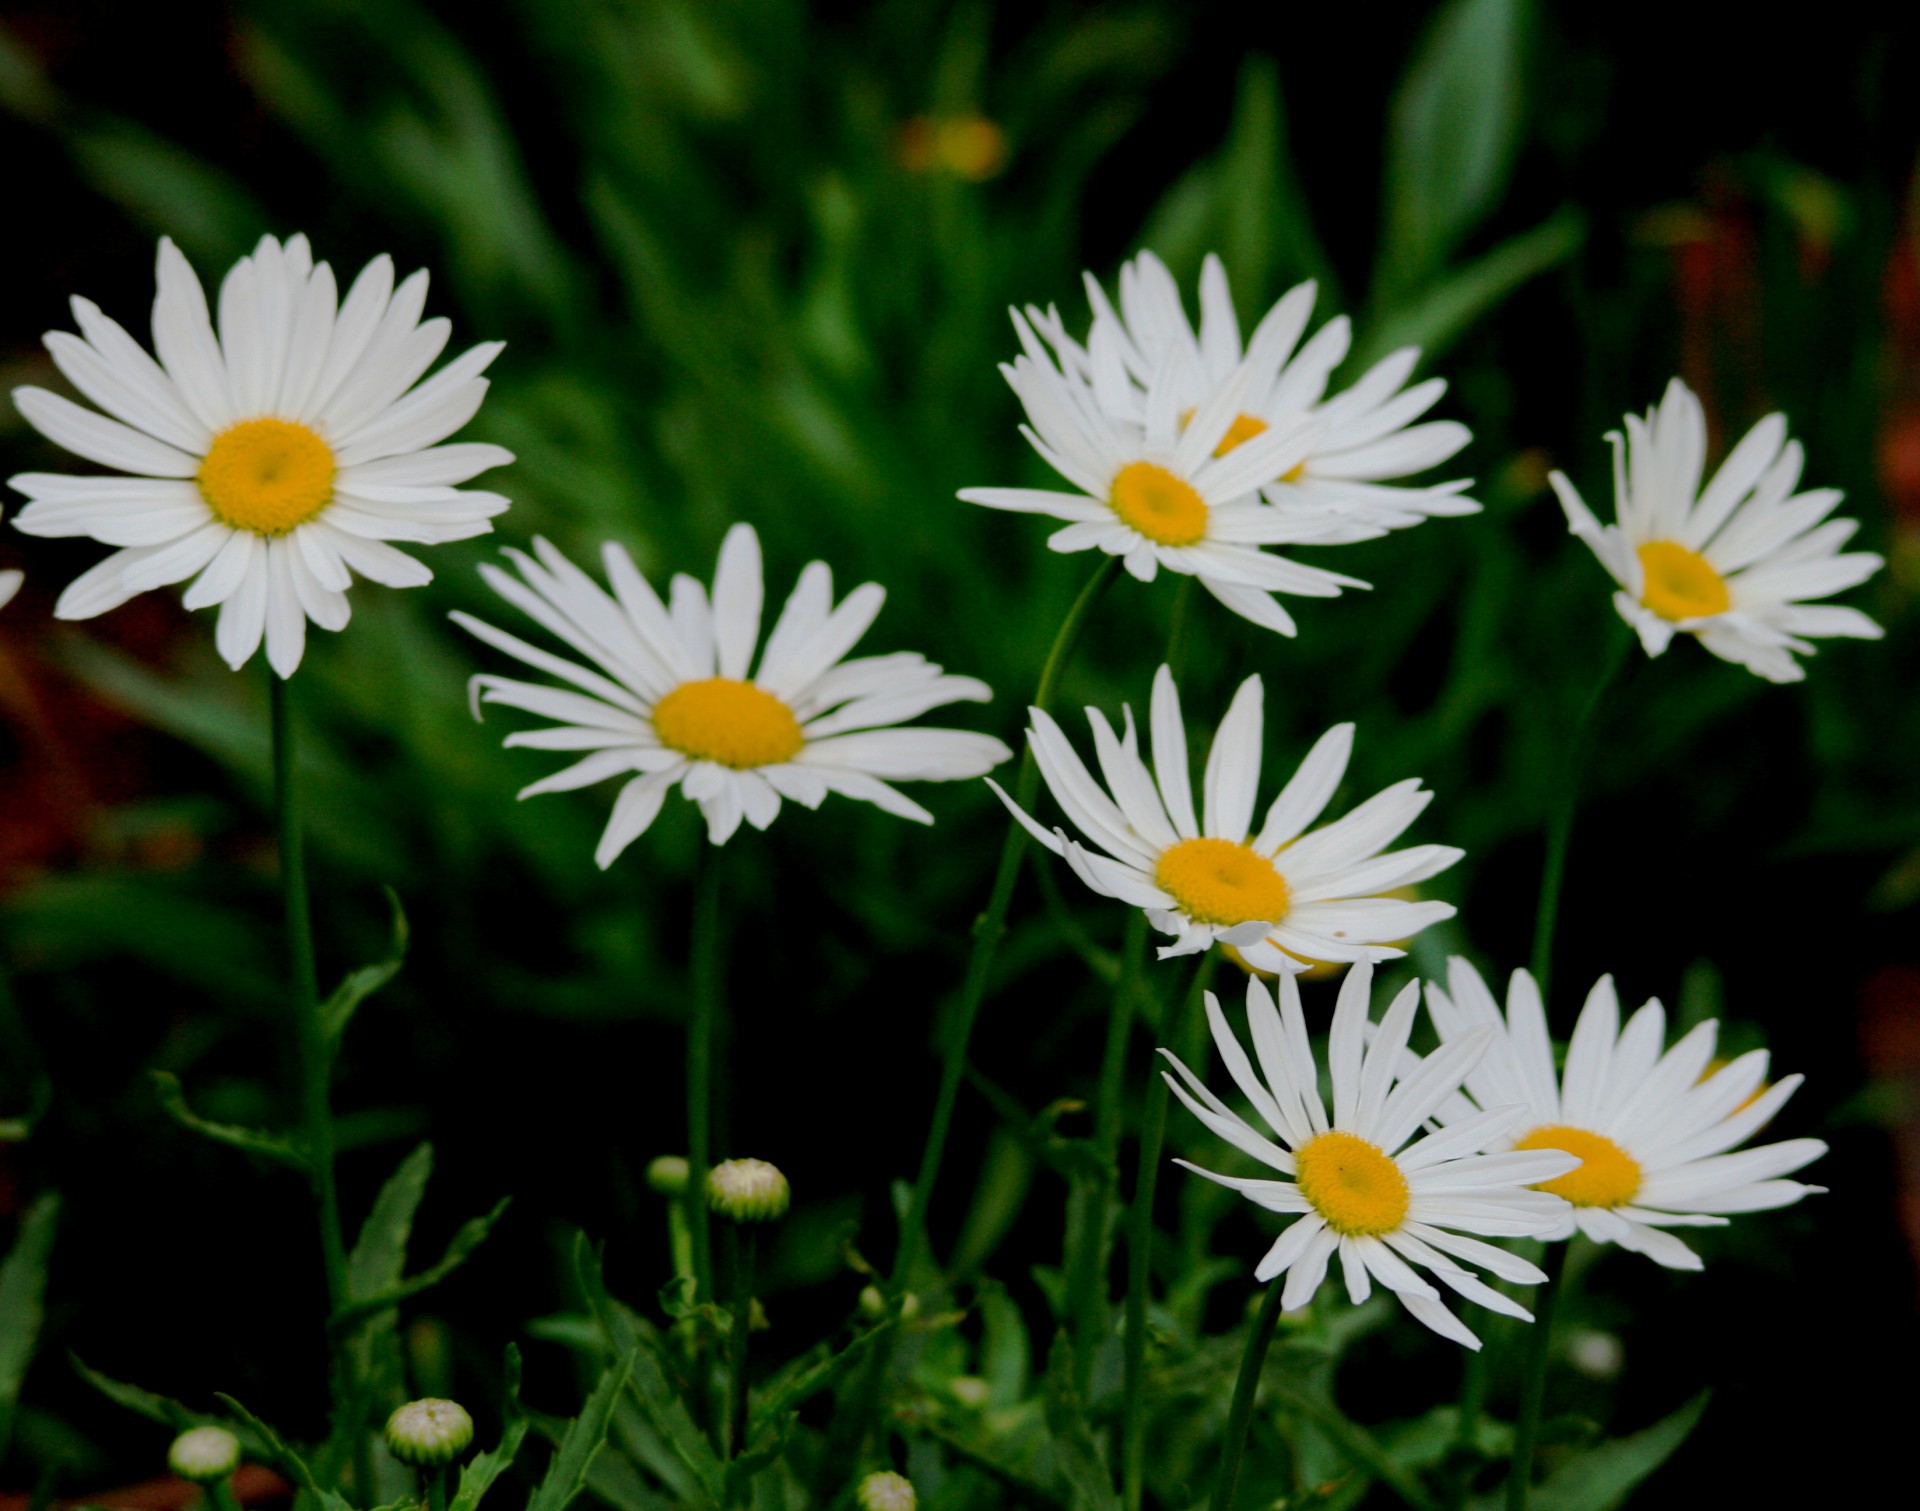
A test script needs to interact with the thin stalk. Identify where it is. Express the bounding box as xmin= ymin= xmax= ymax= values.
xmin=1210 ymin=1275 xmax=1286 ymax=1511
xmin=270 ymin=675 xmax=358 ymax=1490
xmin=687 ymin=841 xmax=725 ymax=1311
xmin=1121 ymin=950 xmax=1217 ymax=1511
xmin=426 ymin=1468 xmax=450 ymax=1511
xmin=207 ymin=1481 xmax=245 ymax=1511
xmin=1529 ymin=630 xmax=1630 ymax=1003
xmin=725 ymin=1226 xmax=757 ymax=1458
xmin=1443 ymin=1345 xmax=1490 ymax=1511
xmin=1506 ymin=1241 xmax=1569 ymax=1511
xmin=892 ymin=555 xmax=1120 ymax=1285
xmin=1067 ymin=911 xmax=1147 ymax=1387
